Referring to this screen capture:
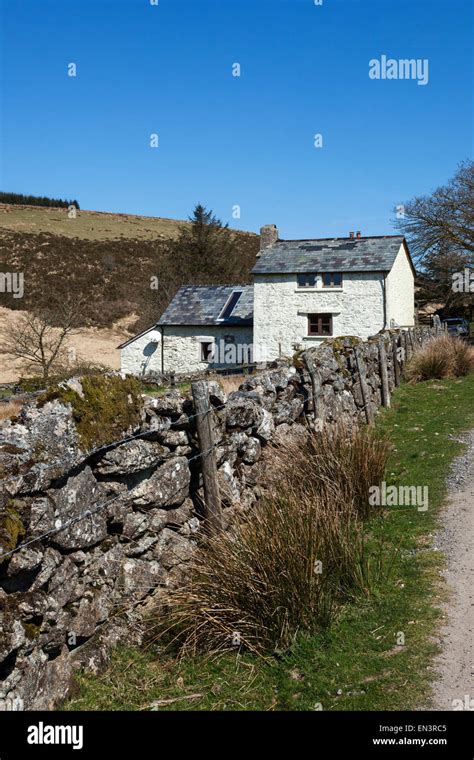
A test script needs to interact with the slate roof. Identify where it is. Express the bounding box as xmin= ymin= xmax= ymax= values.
xmin=158 ymin=285 xmax=254 ymax=326
xmin=252 ymin=235 xmax=406 ymax=274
